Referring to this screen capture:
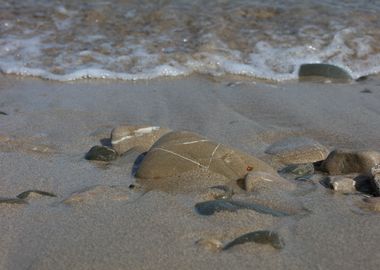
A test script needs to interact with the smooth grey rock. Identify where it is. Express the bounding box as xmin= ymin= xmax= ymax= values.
xmin=321 ymin=149 xmax=380 ymax=175
xmin=279 ymin=163 xmax=314 ymax=177
xmin=85 ymin=145 xmax=117 ymax=161
xmin=265 ymin=137 xmax=329 ymax=164
xmin=111 ymin=125 xmax=170 ymax=154
xmin=298 ymin=63 xmax=352 ymax=82
xmin=135 ymin=131 xmax=276 ymax=180
xmin=326 ymin=176 xmax=356 ymax=193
